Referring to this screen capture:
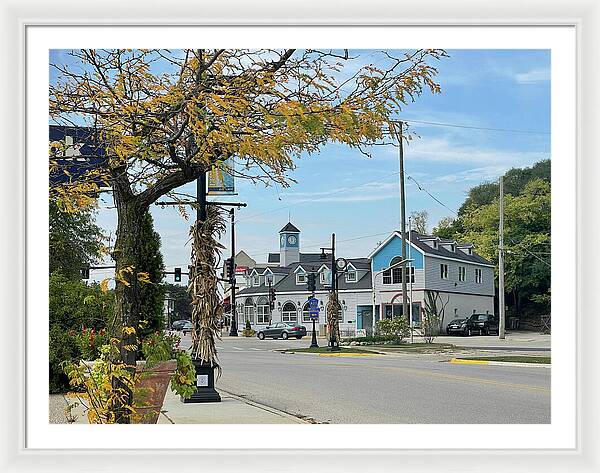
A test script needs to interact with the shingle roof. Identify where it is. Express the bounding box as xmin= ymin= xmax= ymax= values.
xmin=279 ymin=222 xmax=300 ymax=233
xmin=237 ymin=257 xmax=372 ymax=296
xmin=410 ymin=231 xmax=492 ymax=265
